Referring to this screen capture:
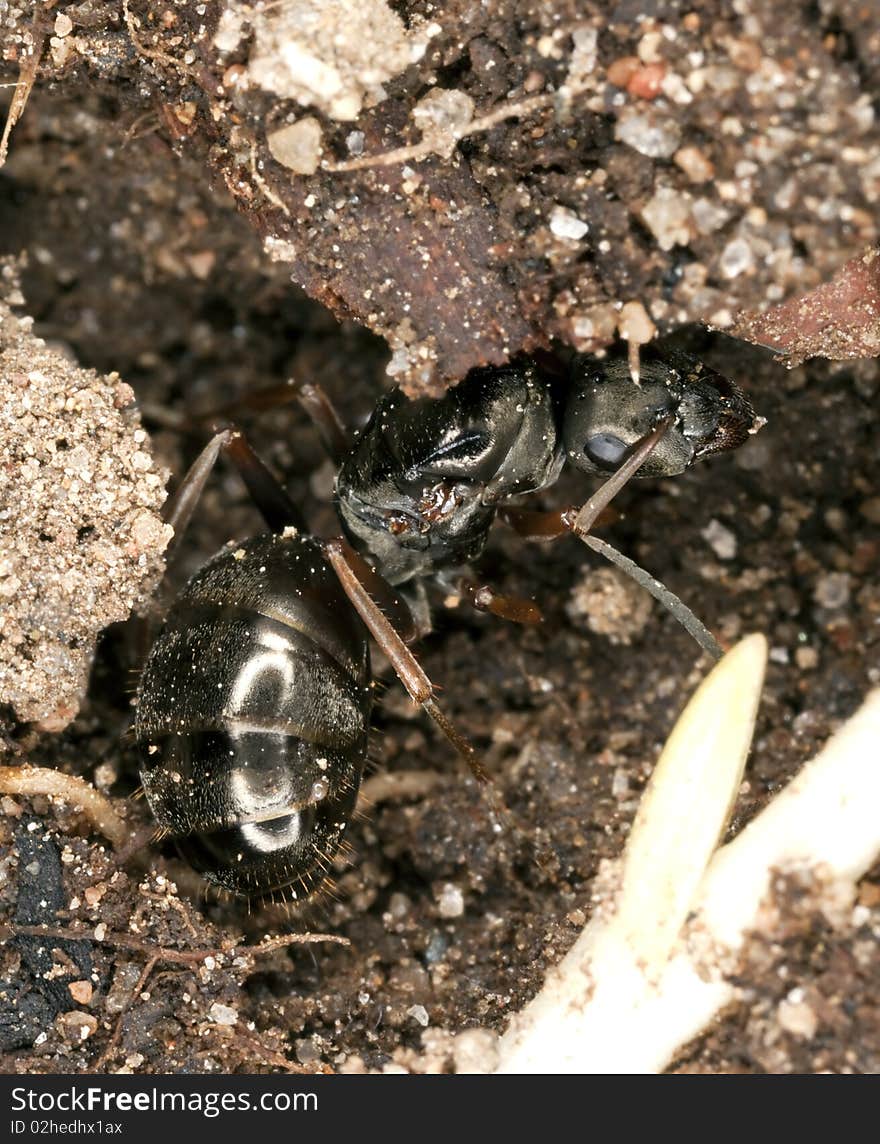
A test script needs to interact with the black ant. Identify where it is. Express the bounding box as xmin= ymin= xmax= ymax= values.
xmin=134 ymin=347 xmax=757 ymax=900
